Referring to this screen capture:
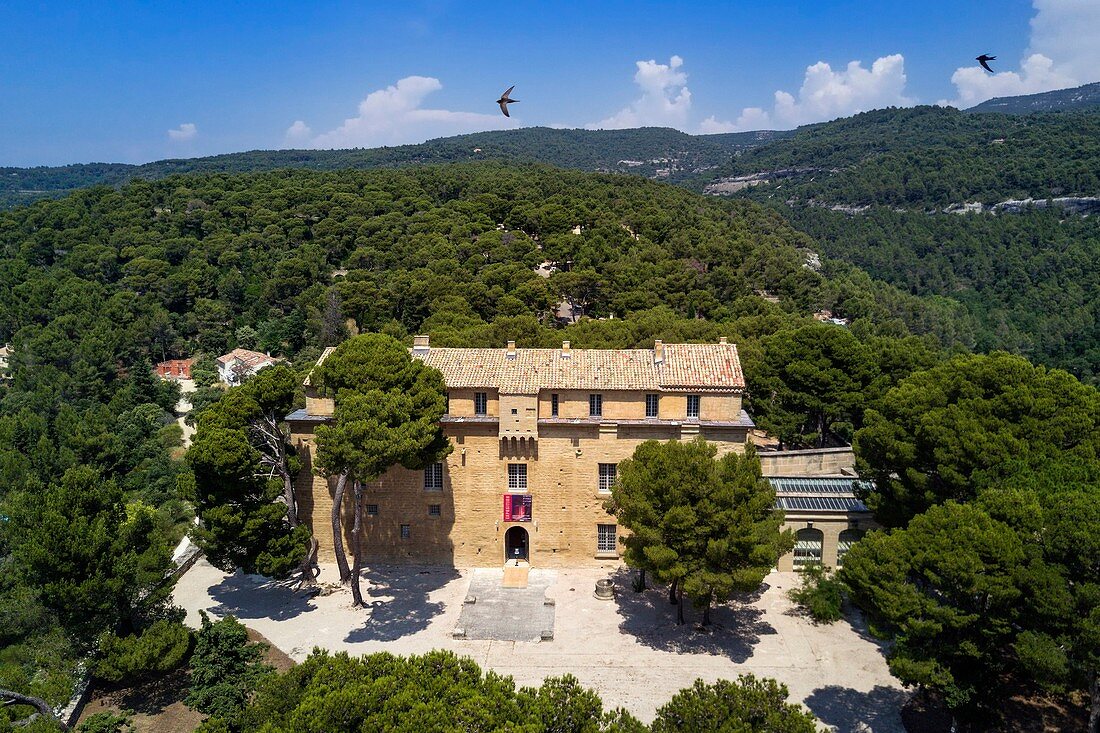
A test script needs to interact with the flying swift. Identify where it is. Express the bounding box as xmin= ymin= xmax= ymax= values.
xmin=496 ymin=85 xmax=519 ymax=117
